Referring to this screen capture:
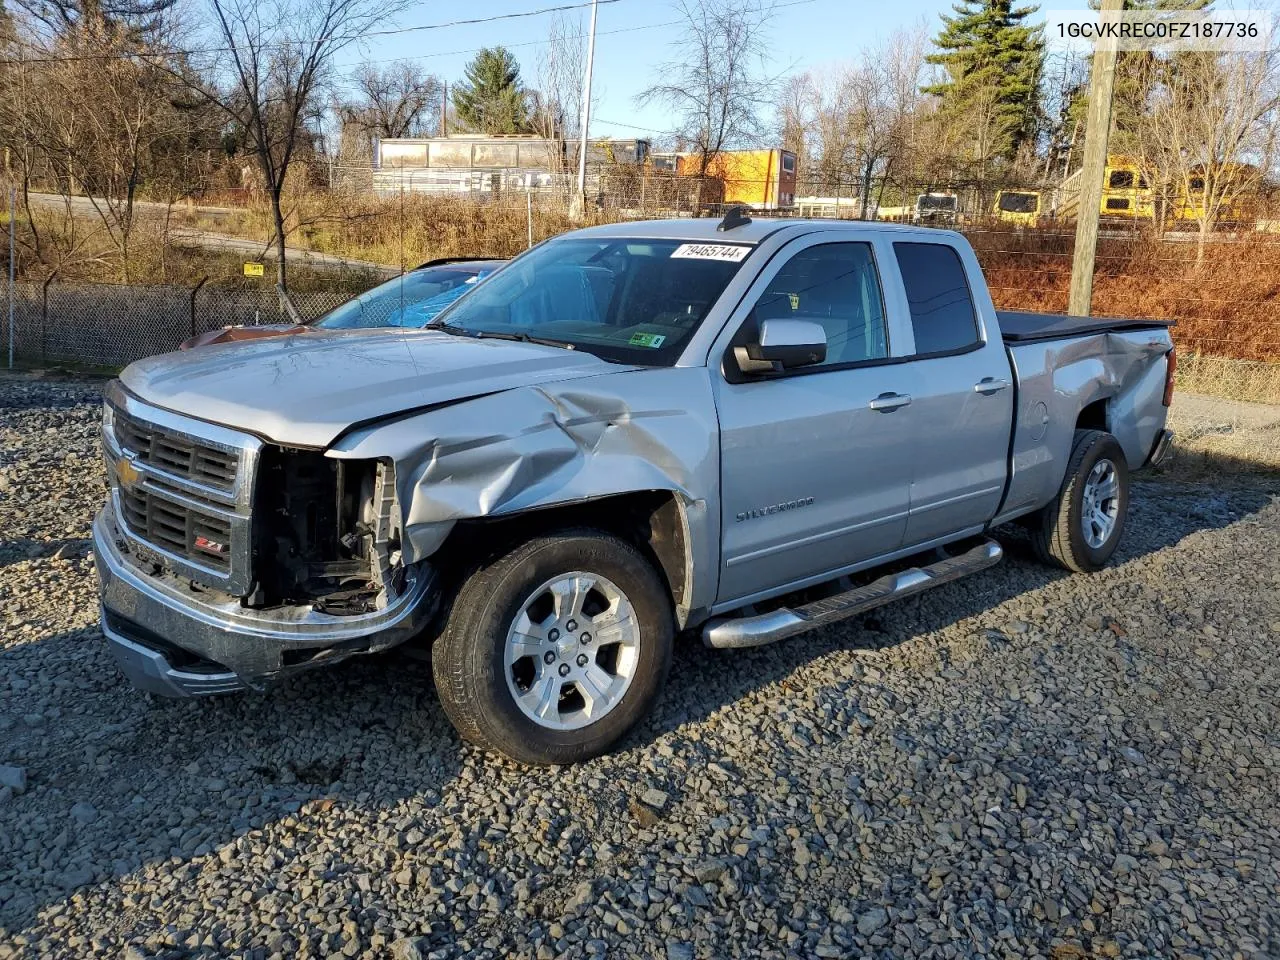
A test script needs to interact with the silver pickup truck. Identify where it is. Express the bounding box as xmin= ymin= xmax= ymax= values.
xmin=93 ymin=215 xmax=1175 ymax=764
